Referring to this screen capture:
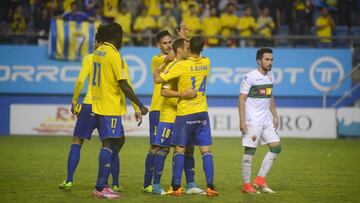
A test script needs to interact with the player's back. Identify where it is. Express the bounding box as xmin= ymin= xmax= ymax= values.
xmin=91 ymin=42 xmax=127 ymax=116
xmin=150 ymin=54 xmax=165 ymax=112
xmin=176 ymin=56 xmax=210 ymax=116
